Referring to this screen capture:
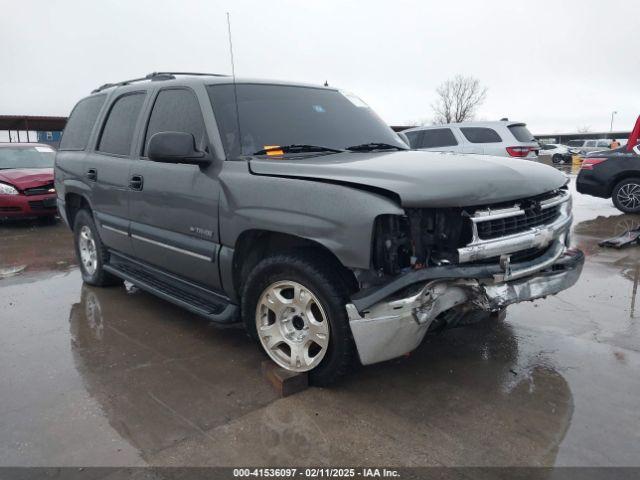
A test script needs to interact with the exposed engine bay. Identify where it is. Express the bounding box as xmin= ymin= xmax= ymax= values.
xmin=372 ymin=187 xmax=569 ymax=276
